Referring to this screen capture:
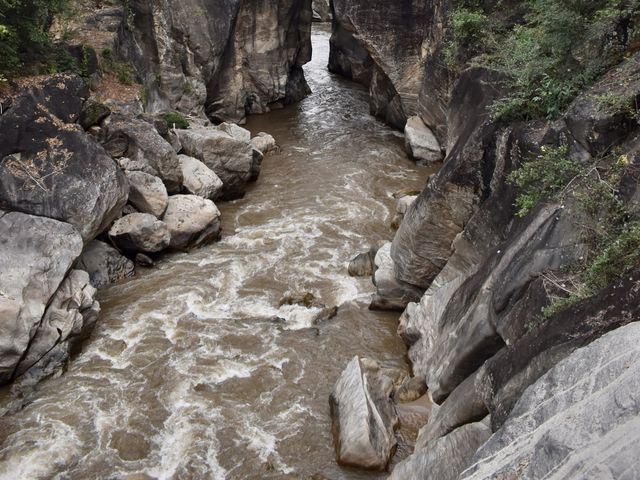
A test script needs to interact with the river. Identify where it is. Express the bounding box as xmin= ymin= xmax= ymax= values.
xmin=0 ymin=24 xmax=430 ymax=480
